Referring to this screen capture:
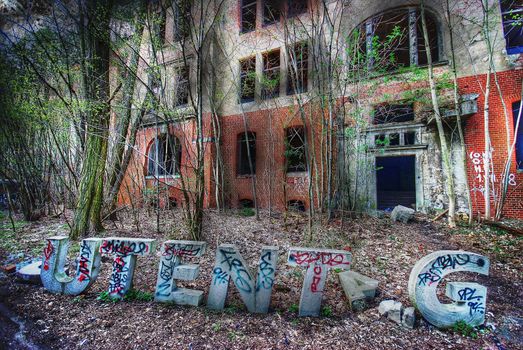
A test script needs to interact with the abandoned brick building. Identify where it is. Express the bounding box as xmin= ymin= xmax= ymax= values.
xmin=119 ymin=0 xmax=523 ymax=219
